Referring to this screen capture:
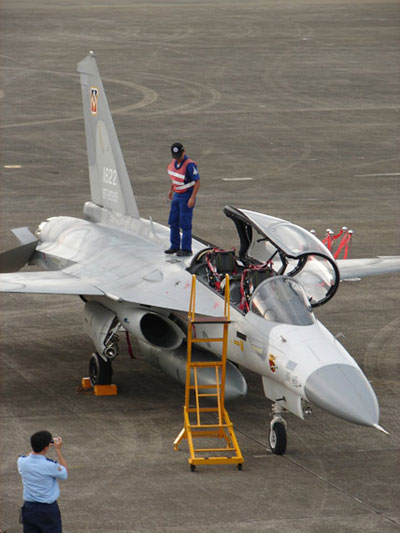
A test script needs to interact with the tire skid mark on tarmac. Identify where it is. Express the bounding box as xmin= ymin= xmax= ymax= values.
xmin=363 ymin=317 xmax=400 ymax=396
xmin=0 ymin=67 xmax=221 ymax=128
xmin=237 ymin=428 xmax=330 ymax=516
xmin=123 ymin=72 xmax=221 ymax=116
xmin=201 ymin=410 xmax=330 ymax=516
xmin=0 ymin=347 xmax=166 ymax=460
xmin=0 ymin=67 xmax=158 ymax=129
xmin=261 ymin=22 xmax=397 ymax=115
xmin=235 ymin=427 xmax=400 ymax=524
